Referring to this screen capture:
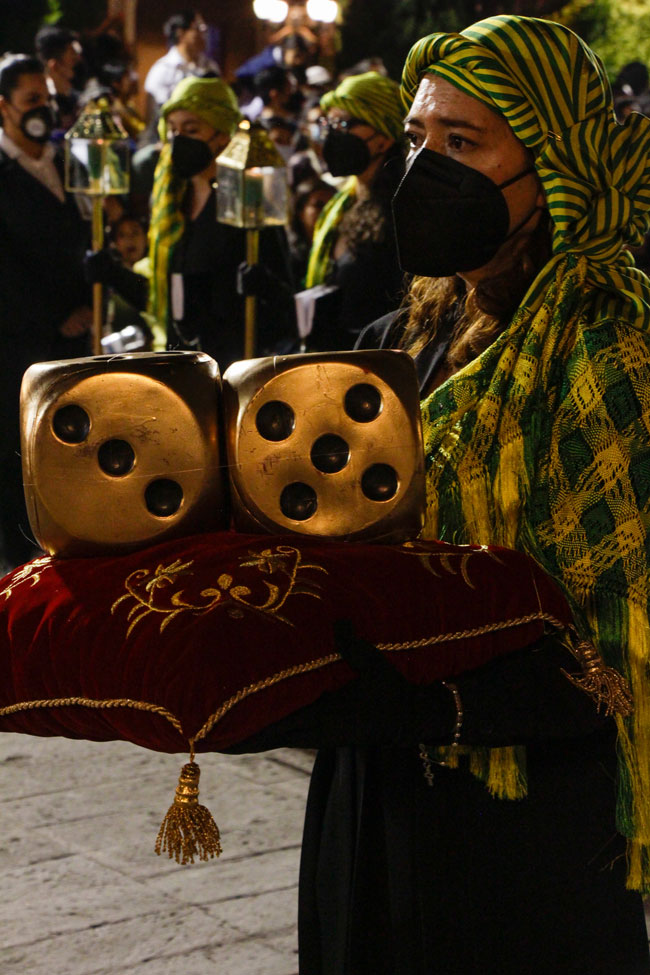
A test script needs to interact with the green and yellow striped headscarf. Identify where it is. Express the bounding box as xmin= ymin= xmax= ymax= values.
xmin=403 ymin=17 xmax=650 ymax=893
xmin=321 ymin=71 xmax=404 ymax=142
xmin=402 ymin=15 xmax=650 ymax=331
xmin=149 ymin=77 xmax=242 ymax=330
xmin=157 ymin=76 xmax=242 ymax=143
xmin=305 ymin=72 xmax=404 ymax=287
